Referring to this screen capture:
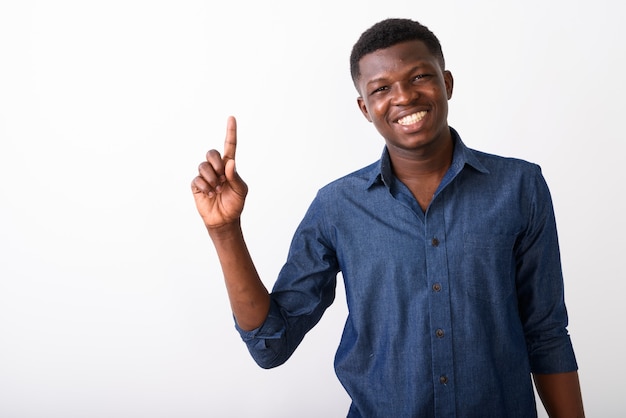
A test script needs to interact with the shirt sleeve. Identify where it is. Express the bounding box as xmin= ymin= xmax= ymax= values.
xmin=235 ymin=192 xmax=340 ymax=369
xmin=515 ymin=164 xmax=578 ymax=374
